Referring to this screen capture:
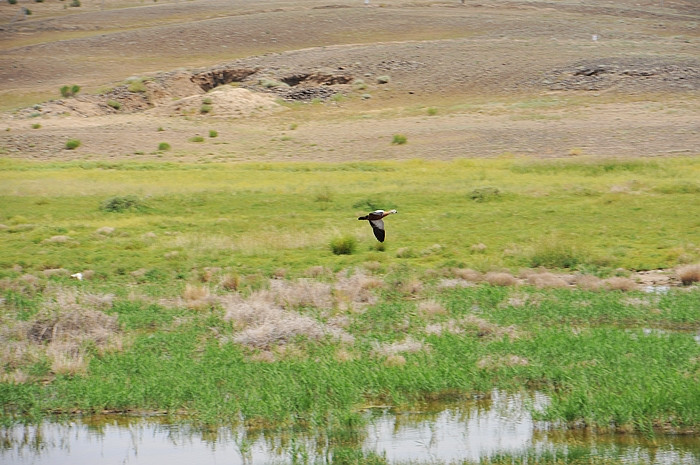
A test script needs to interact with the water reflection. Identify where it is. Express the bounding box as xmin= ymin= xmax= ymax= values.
xmin=1 ymin=390 xmax=698 ymax=464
